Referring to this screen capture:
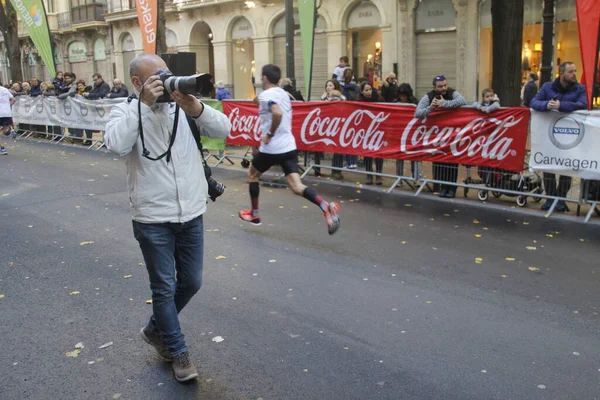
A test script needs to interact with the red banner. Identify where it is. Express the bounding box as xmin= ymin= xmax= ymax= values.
xmin=223 ymin=101 xmax=530 ymax=172
xmin=136 ymin=0 xmax=157 ymax=54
